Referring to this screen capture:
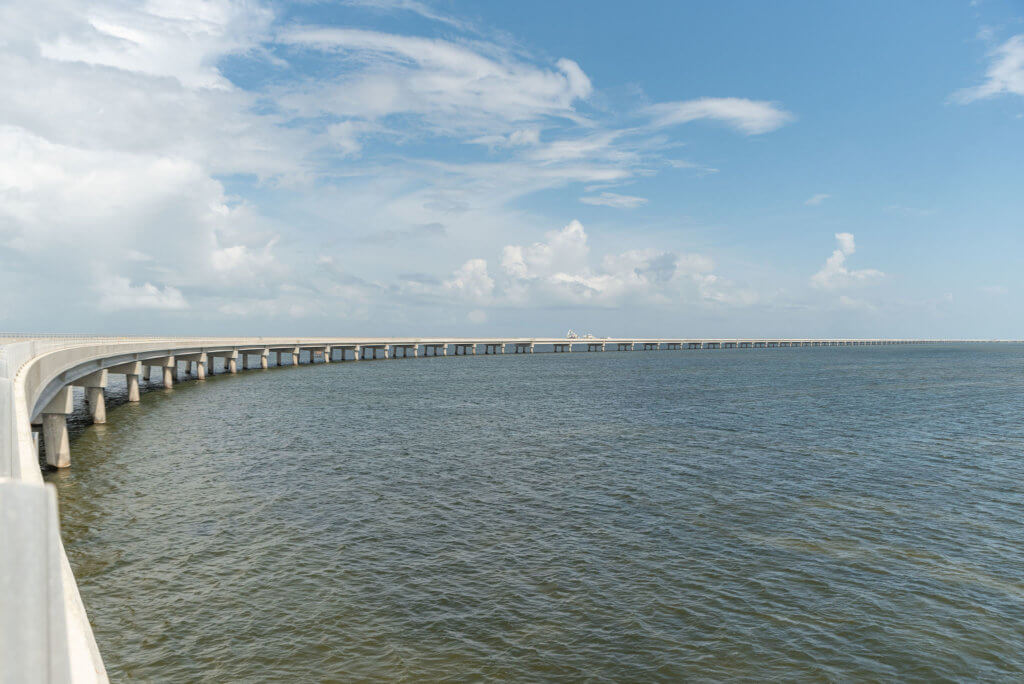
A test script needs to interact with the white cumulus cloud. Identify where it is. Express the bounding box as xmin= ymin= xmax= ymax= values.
xmin=811 ymin=232 xmax=883 ymax=290
xmin=444 ymin=258 xmax=494 ymax=301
